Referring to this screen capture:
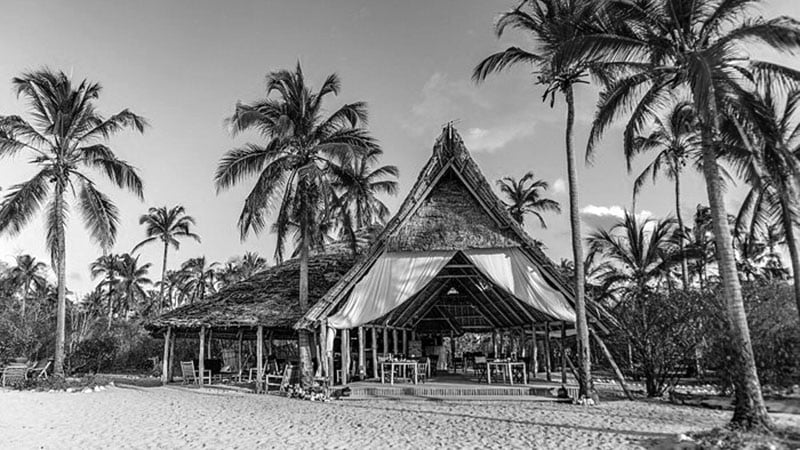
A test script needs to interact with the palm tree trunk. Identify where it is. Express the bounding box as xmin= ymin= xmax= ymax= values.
xmin=22 ymin=280 xmax=30 ymax=326
xmin=53 ymin=188 xmax=67 ymax=378
xmin=107 ymin=270 xmax=114 ymax=331
xmin=778 ymin=190 xmax=800 ymax=324
xmin=160 ymin=241 xmax=169 ymax=312
xmin=700 ymin=127 xmax=772 ymax=430
xmin=675 ymin=173 xmax=689 ymax=290
xmin=564 ymin=85 xmax=592 ymax=399
xmin=298 ymin=219 xmax=314 ymax=388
